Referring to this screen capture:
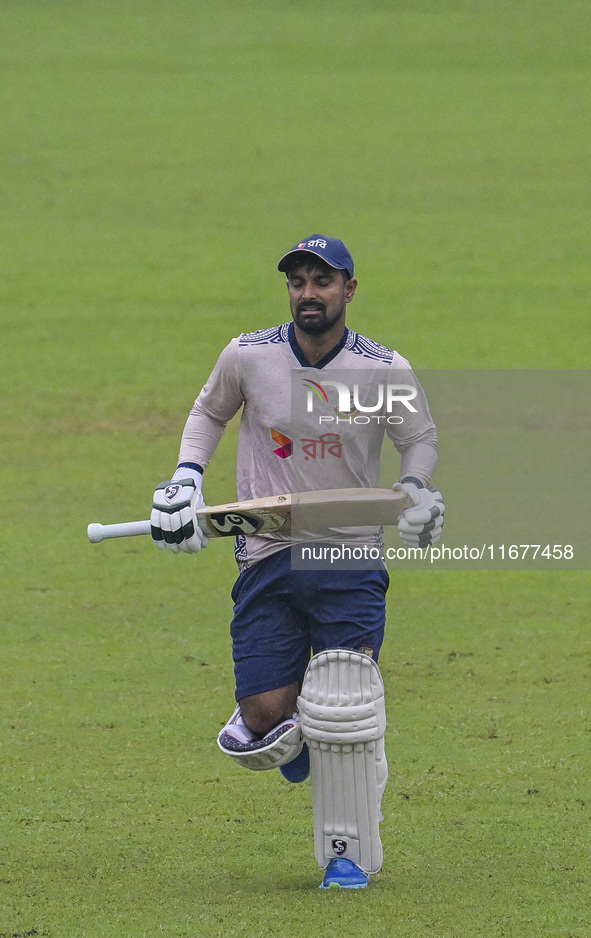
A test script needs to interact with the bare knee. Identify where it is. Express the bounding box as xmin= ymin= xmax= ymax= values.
xmin=240 ymin=682 xmax=299 ymax=738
